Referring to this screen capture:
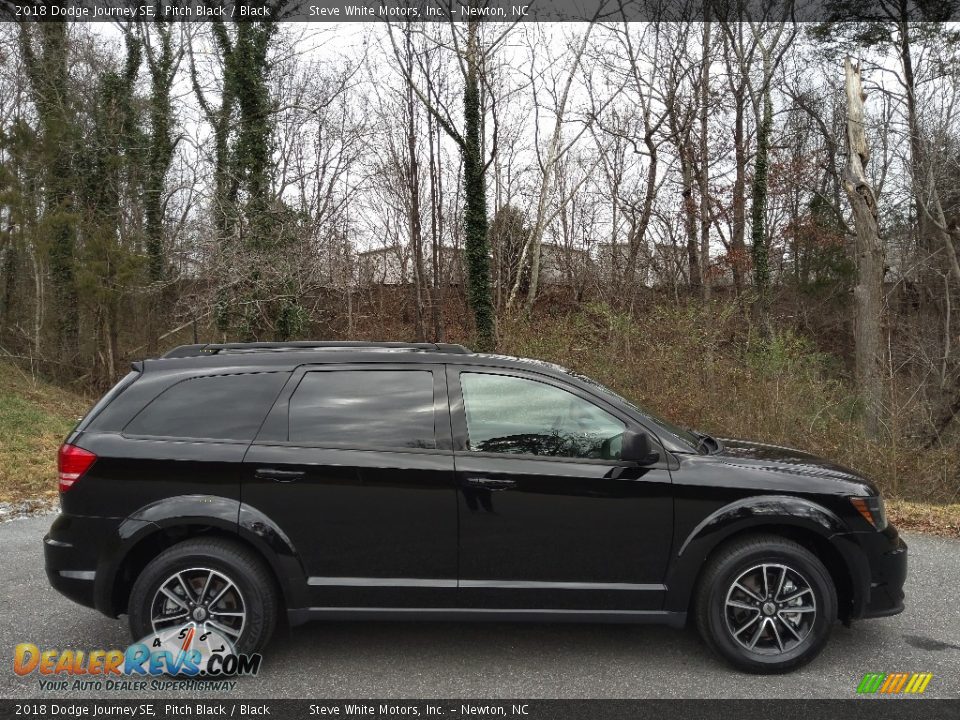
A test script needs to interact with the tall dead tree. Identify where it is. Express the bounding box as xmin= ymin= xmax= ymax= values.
xmin=842 ymin=58 xmax=885 ymax=438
